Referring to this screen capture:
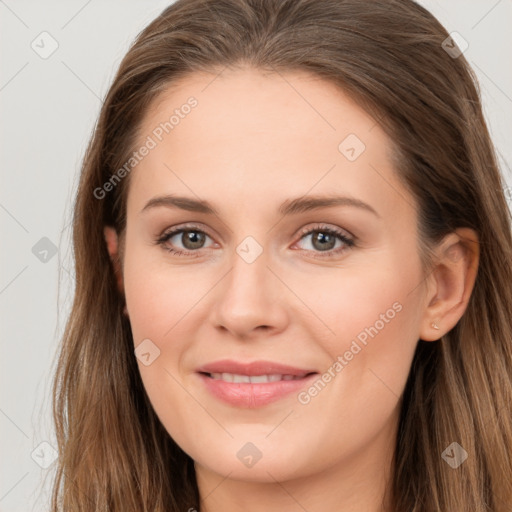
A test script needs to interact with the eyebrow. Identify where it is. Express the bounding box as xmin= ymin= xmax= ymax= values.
xmin=140 ymin=193 xmax=380 ymax=218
